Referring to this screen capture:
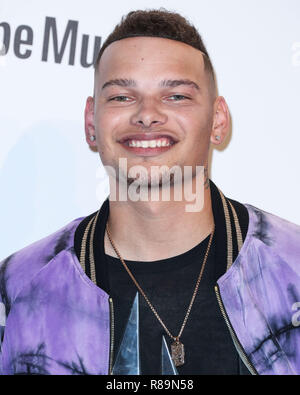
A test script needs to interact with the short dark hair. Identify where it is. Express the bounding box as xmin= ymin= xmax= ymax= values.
xmin=94 ymin=8 xmax=216 ymax=92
